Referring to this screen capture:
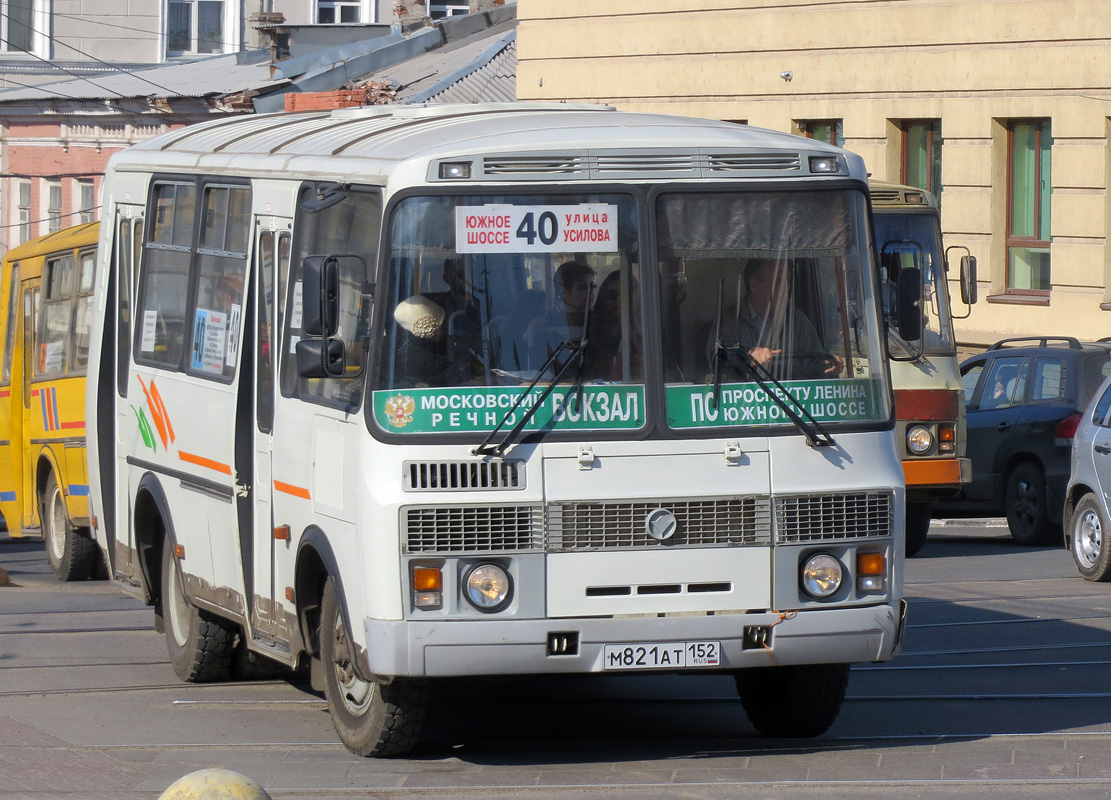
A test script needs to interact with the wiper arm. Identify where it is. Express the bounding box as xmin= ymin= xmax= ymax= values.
xmin=472 ymin=337 xmax=588 ymax=458
xmin=718 ymin=345 xmax=836 ymax=448
xmin=709 ymin=278 xmax=725 ymax=411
